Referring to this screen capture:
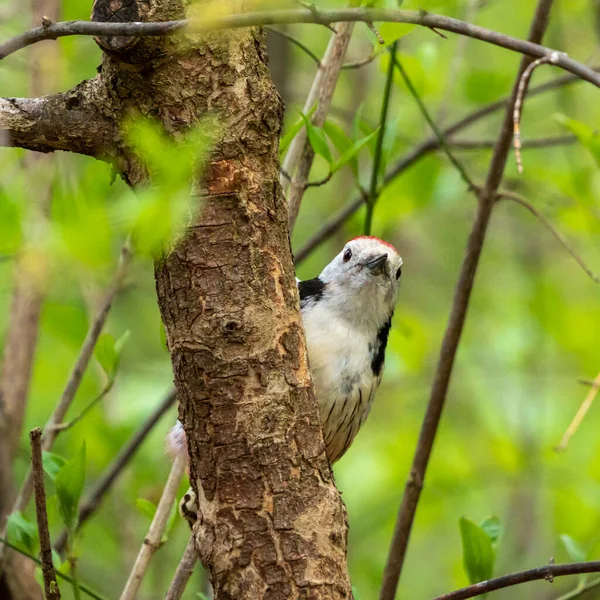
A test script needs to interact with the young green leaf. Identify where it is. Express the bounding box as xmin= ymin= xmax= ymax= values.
xmin=459 ymin=517 xmax=495 ymax=585
xmin=135 ymin=498 xmax=157 ymax=521
xmin=323 ymin=120 xmax=353 ymax=155
xmin=55 ymin=443 xmax=86 ymax=533
xmin=280 ymin=116 xmax=306 ymax=156
xmin=6 ymin=512 xmax=38 ymax=556
xmin=42 ymin=451 xmax=67 ymax=481
xmin=94 ymin=331 xmax=130 ymax=379
xmin=555 ymin=114 xmax=600 ymax=169
xmin=94 ymin=333 xmax=118 ymax=379
xmin=332 ymin=130 xmax=379 ymax=175
xmin=560 ymin=534 xmax=587 ymax=563
xmin=299 ymin=112 xmax=333 ymax=165
xmin=560 ymin=534 xmax=589 ymax=585
xmin=114 ymin=330 xmax=131 ymax=356
xmin=480 ymin=516 xmax=502 ymax=545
